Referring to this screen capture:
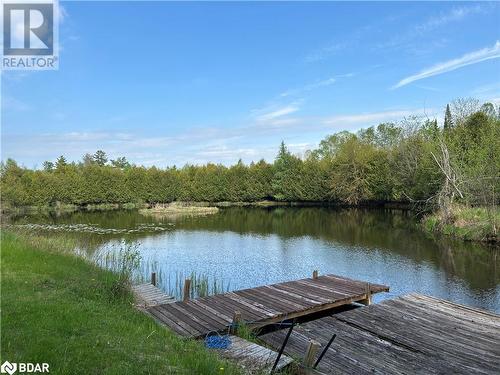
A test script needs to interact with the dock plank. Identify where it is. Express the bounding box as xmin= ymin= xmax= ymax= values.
xmin=145 ymin=274 xmax=388 ymax=338
xmin=260 ymin=294 xmax=500 ymax=374
xmin=217 ymin=336 xmax=293 ymax=374
xmin=131 ymin=283 xmax=175 ymax=307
